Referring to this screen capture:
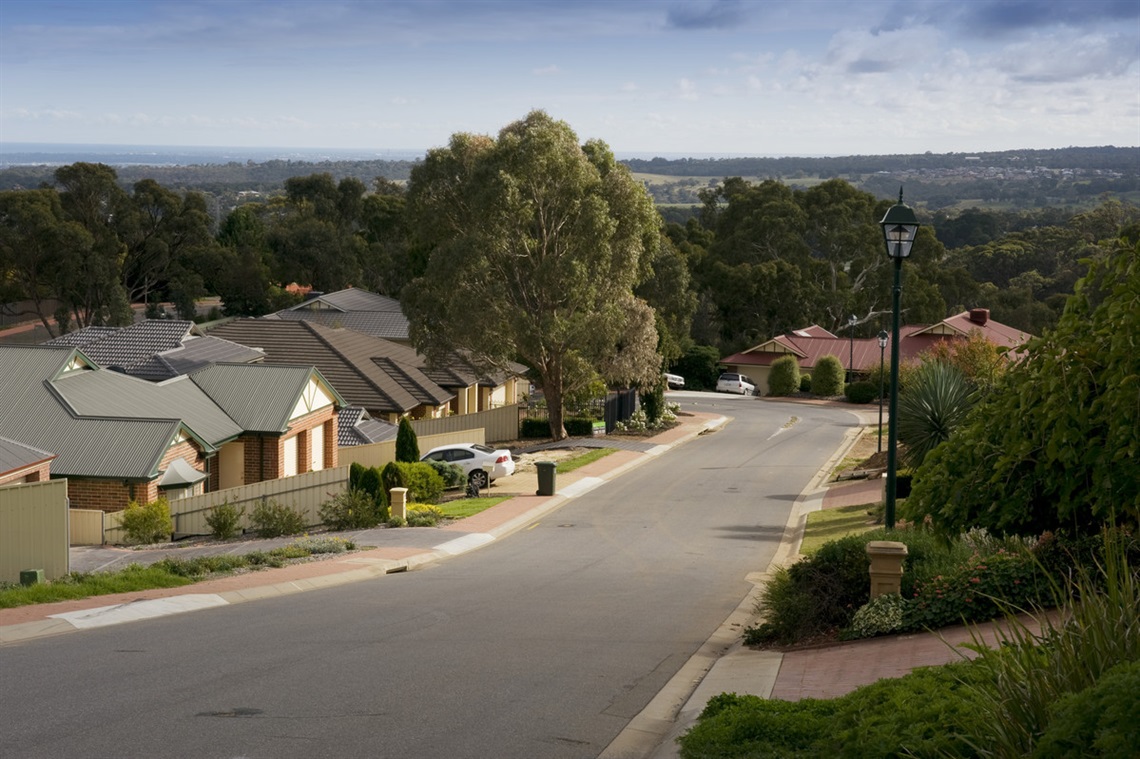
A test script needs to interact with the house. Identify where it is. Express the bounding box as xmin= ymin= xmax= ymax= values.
xmin=338 ymin=407 xmax=398 ymax=447
xmin=269 ymin=287 xmax=411 ymax=344
xmin=0 ymin=345 xmax=345 ymax=511
xmin=721 ymin=309 xmax=1029 ymax=395
xmin=207 ymin=318 xmax=453 ymax=422
xmin=208 ymin=317 xmax=526 ymax=421
xmin=46 ymin=319 xmax=265 ymax=381
xmin=0 ymin=436 xmax=55 ymax=487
